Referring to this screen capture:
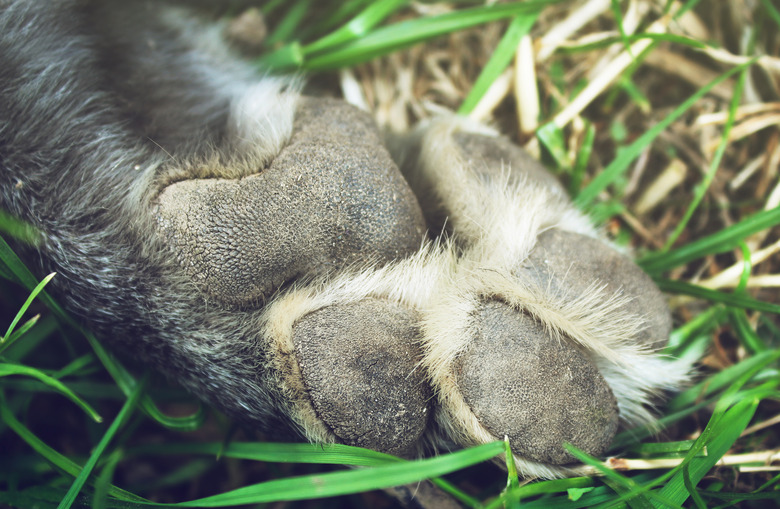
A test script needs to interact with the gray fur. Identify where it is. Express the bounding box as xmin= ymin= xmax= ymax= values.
xmin=520 ymin=229 xmax=673 ymax=351
xmin=0 ymin=0 xmax=327 ymax=437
